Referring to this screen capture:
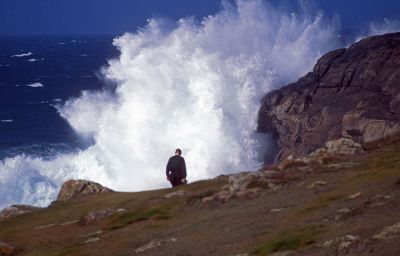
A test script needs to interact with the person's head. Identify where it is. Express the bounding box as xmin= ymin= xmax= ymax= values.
xmin=175 ymin=148 xmax=182 ymax=156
